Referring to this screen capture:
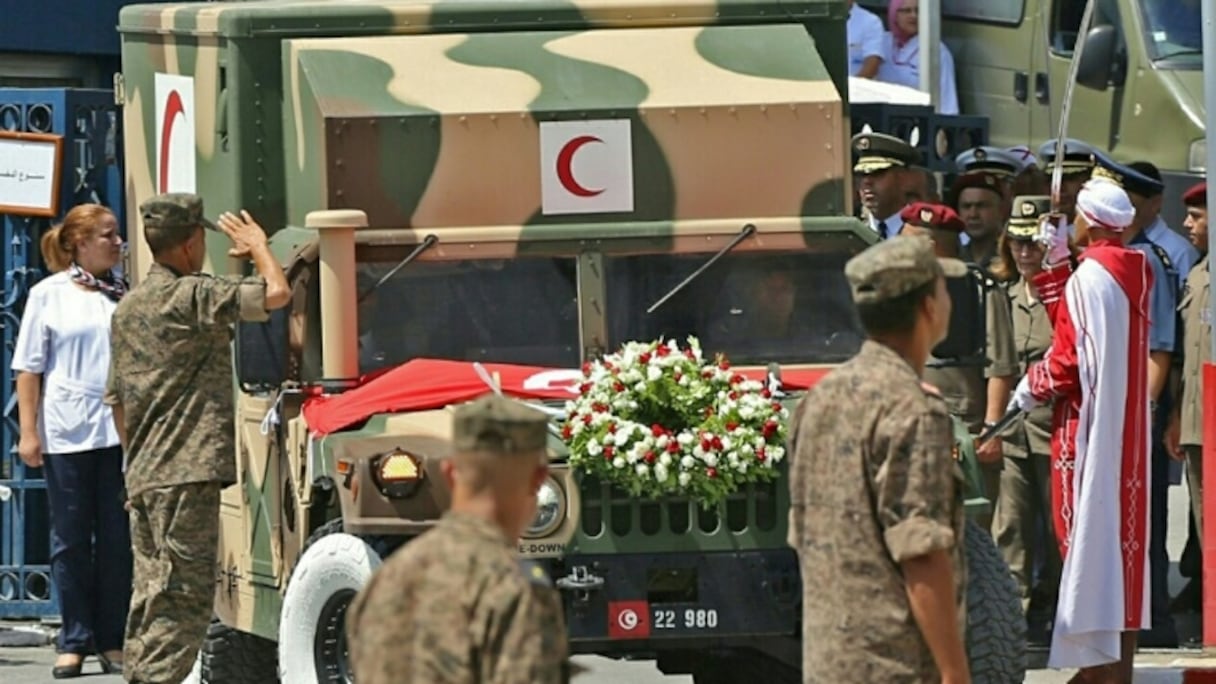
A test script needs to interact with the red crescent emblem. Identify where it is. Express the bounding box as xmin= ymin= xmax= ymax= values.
xmin=556 ymin=135 xmax=604 ymax=197
xmin=159 ymin=90 xmax=185 ymax=193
